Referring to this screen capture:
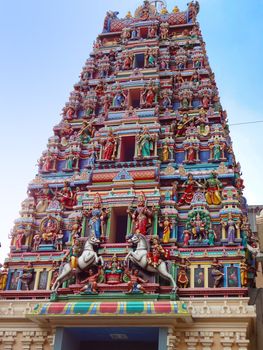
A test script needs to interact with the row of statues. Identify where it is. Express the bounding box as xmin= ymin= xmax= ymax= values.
xmin=1 ymin=253 xmax=252 ymax=292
